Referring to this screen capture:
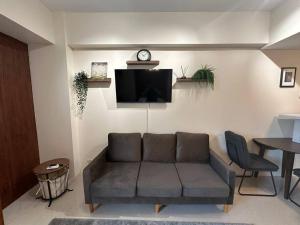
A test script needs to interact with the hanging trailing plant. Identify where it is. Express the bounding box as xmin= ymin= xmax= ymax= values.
xmin=192 ymin=65 xmax=215 ymax=89
xmin=73 ymin=71 xmax=88 ymax=115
